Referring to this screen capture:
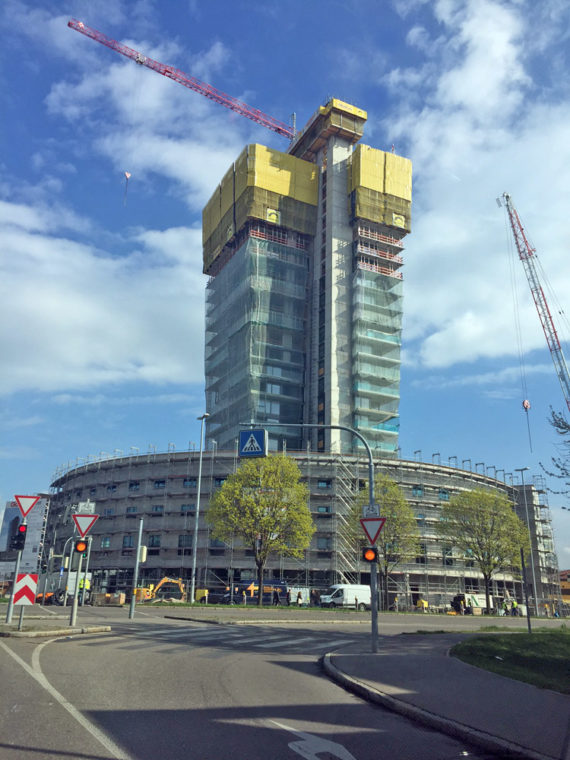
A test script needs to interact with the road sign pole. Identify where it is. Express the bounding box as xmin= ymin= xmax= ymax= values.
xmin=70 ymin=552 xmax=83 ymax=627
xmin=17 ymin=605 xmax=25 ymax=632
xmin=129 ymin=518 xmax=144 ymax=620
xmin=5 ymin=549 xmax=23 ymax=624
